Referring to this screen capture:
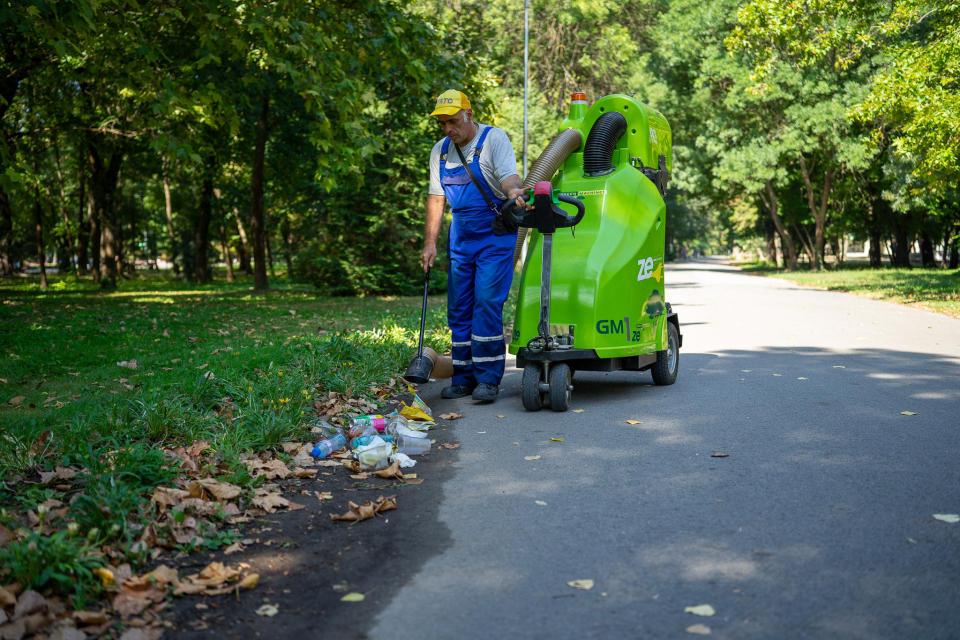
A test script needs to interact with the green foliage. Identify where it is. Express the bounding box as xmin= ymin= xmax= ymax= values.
xmin=0 ymin=528 xmax=106 ymax=608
